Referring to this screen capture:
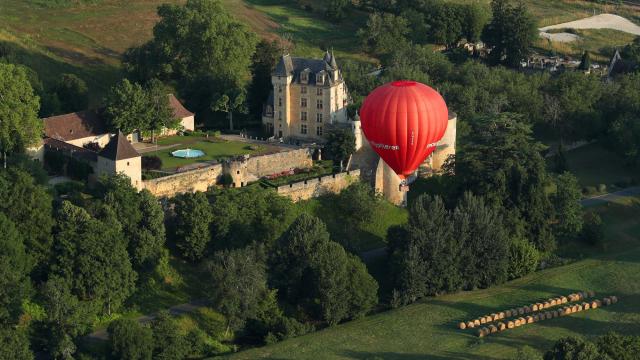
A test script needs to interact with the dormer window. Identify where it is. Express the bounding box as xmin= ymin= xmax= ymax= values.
xmin=316 ymin=72 xmax=325 ymax=84
xmin=300 ymin=69 xmax=310 ymax=84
